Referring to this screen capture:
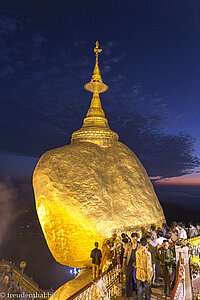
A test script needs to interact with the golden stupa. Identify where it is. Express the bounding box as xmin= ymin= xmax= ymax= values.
xmin=33 ymin=42 xmax=165 ymax=297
